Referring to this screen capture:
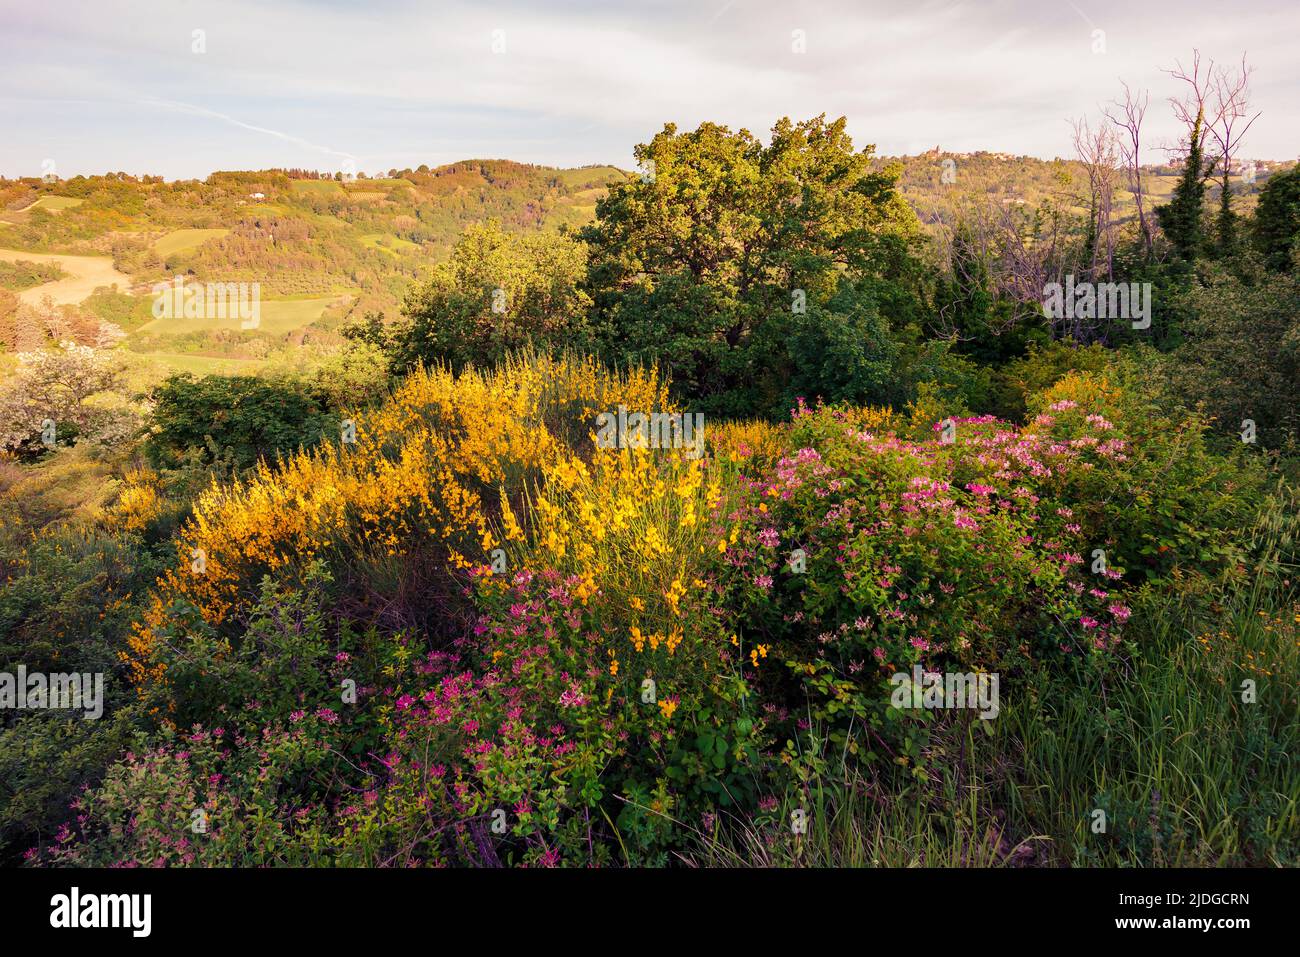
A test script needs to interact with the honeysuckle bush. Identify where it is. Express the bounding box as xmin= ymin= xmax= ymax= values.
xmin=720 ymin=376 xmax=1271 ymax=774
xmin=1020 ymin=367 xmax=1269 ymax=583
xmin=37 ymin=718 xmax=342 ymax=867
